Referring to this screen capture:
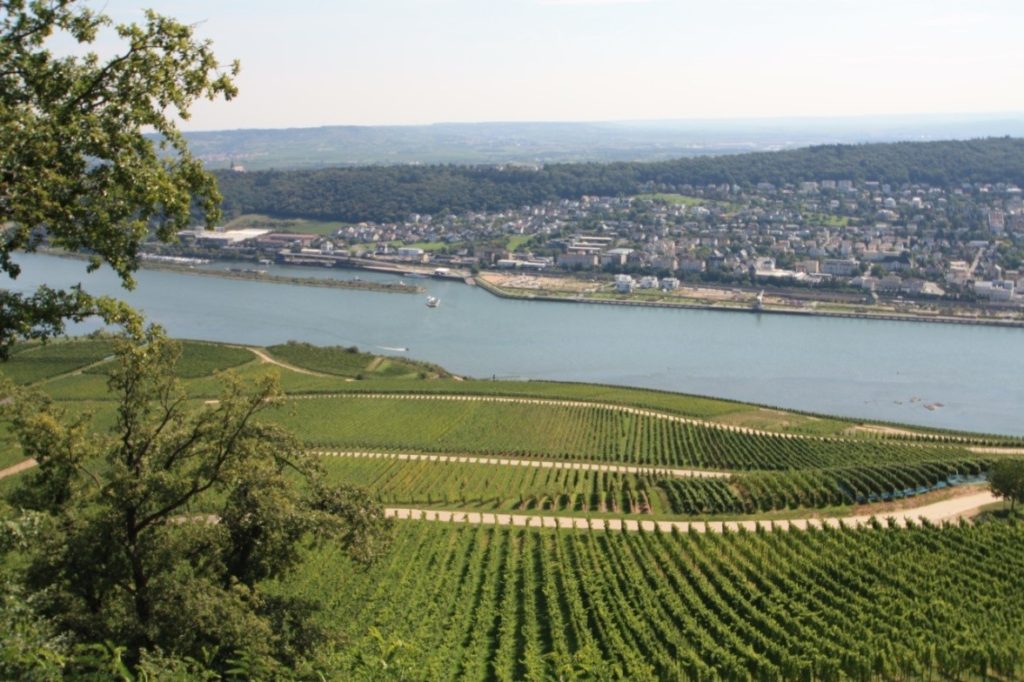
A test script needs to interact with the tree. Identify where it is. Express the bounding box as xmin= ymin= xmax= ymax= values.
xmin=0 ymin=327 xmax=393 ymax=675
xmin=0 ymin=0 xmax=239 ymax=357
xmin=989 ymin=459 xmax=1024 ymax=512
